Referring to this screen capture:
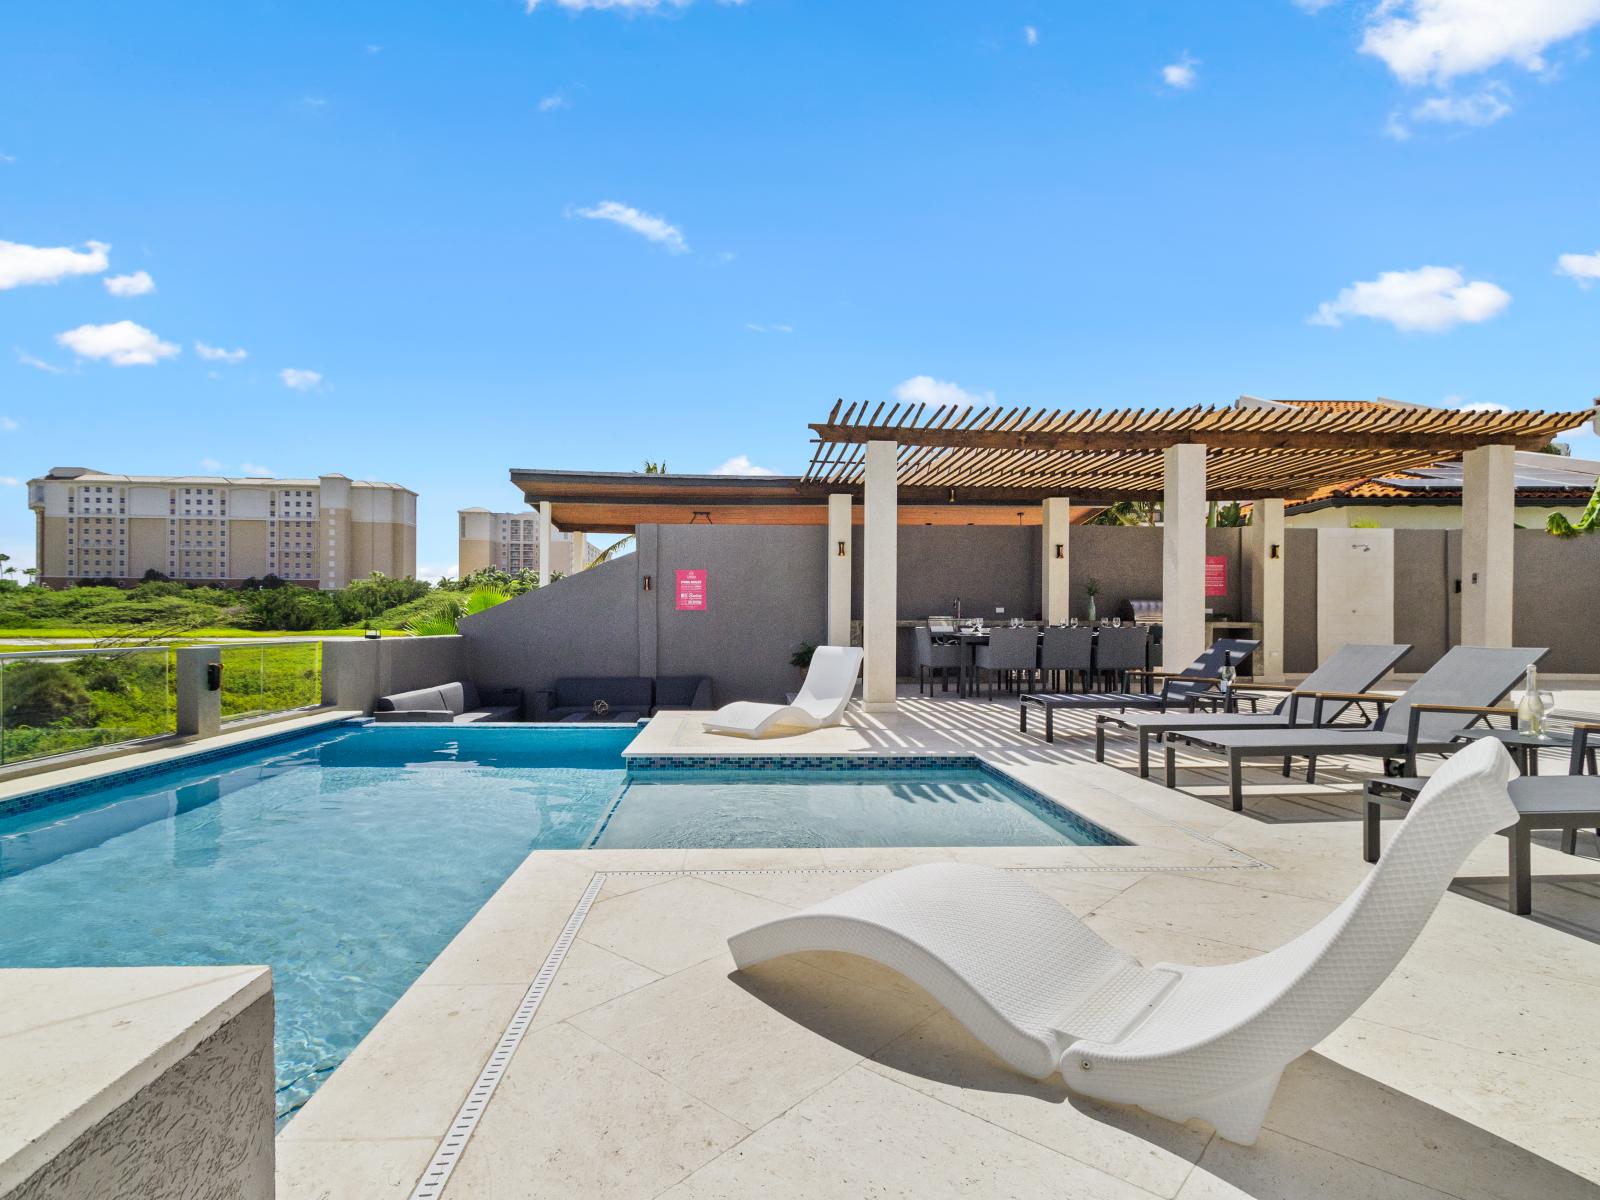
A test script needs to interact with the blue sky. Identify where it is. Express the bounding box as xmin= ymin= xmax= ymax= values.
xmin=3 ymin=0 xmax=1598 ymax=578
